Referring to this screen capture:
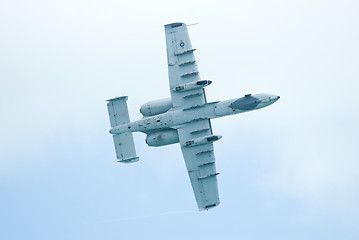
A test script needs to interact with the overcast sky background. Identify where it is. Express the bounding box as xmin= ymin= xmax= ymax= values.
xmin=1 ymin=0 xmax=358 ymax=239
